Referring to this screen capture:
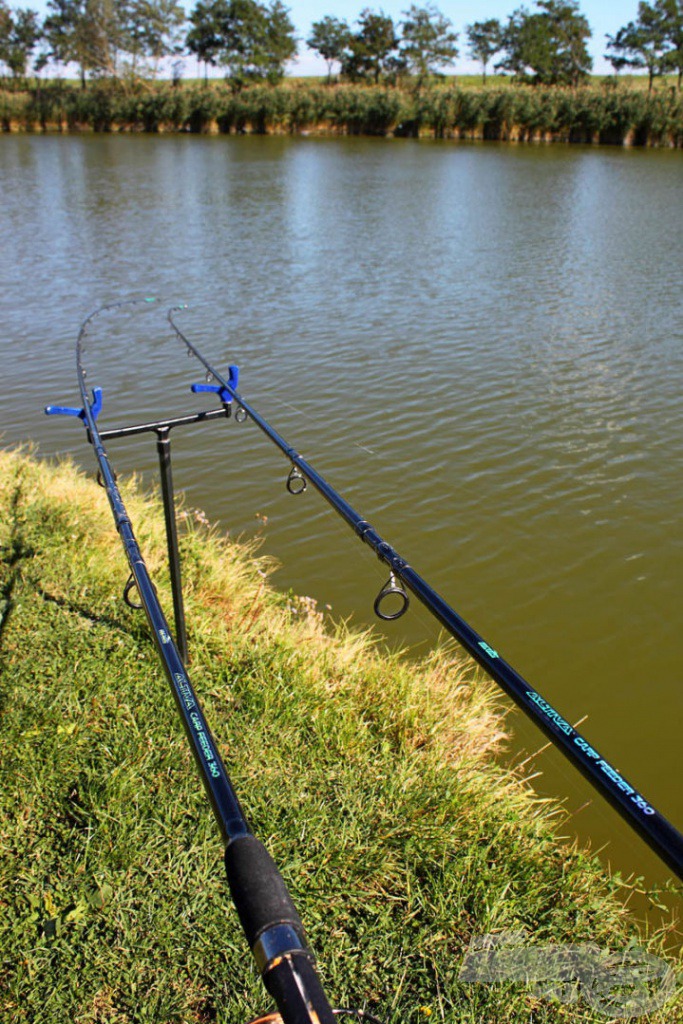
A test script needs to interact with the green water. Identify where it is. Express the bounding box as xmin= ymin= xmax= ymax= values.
xmin=1 ymin=134 xmax=681 ymax=893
